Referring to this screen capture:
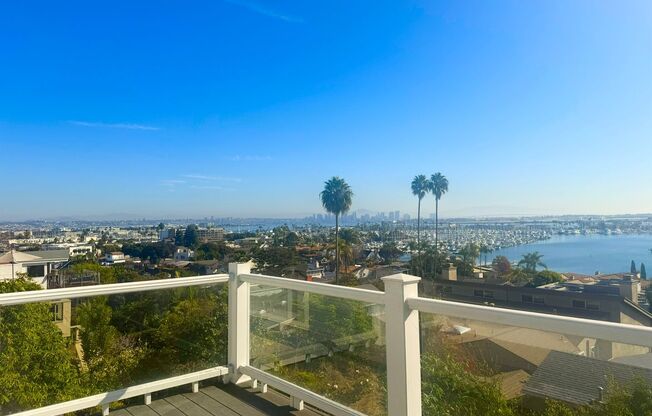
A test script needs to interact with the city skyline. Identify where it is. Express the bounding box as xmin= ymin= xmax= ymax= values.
xmin=1 ymin=1 xmax=651 ymax=220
